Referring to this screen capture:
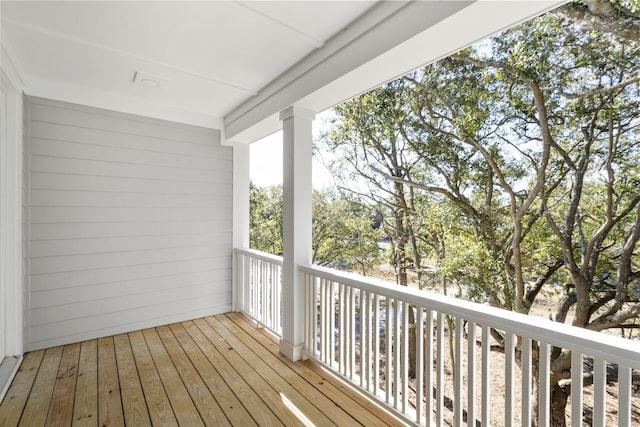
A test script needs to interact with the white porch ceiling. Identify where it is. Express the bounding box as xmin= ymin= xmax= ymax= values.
xmin=1 ymin=1 xmax=564 ymax=142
